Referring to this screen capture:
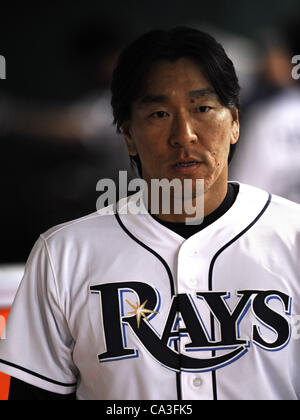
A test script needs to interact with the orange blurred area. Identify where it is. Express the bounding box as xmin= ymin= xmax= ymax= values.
xmin=0 ymin=309 xmax=11 ymax=400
